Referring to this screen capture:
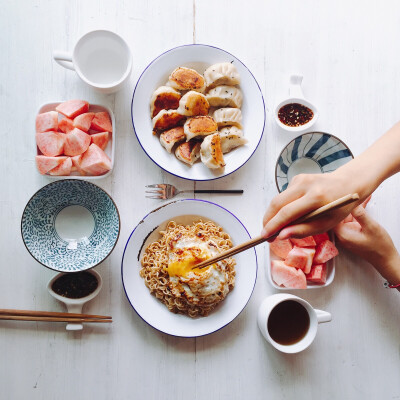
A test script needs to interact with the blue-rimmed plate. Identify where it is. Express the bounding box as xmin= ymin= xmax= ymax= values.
xmin=131 ymin=44 xmax=265 ymax=181
xmin=21 ymin=180 xmax=120 ymax=272
xmin=121 ymin=199 xmax=257 ymax=337
xmin=275 ymin=132 xmax=354 ymax=192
